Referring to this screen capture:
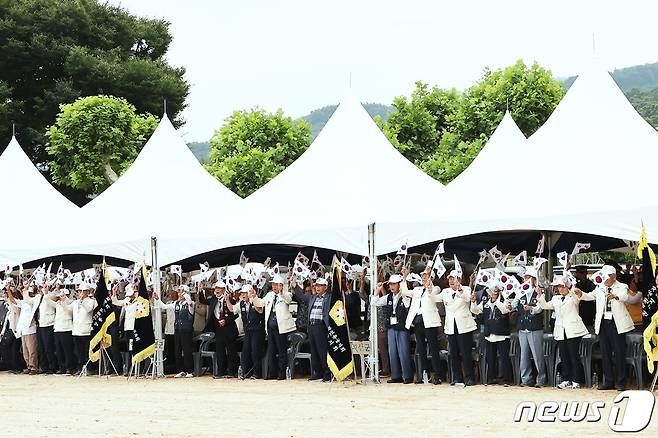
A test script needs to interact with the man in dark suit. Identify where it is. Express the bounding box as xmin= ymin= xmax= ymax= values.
xmin=291 ymin=275 xmax=331 ymax=381
xmin=198 ymin=281 xmax=239 ymax=378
